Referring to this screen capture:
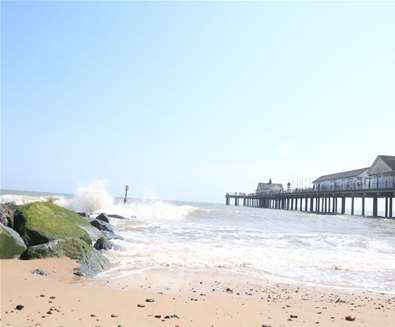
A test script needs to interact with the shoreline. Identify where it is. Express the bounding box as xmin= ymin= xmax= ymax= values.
xmin=96 ymin=264 xmax=395 ymax=297
xmin=2 ymin=258 xmax=395 ymax=326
